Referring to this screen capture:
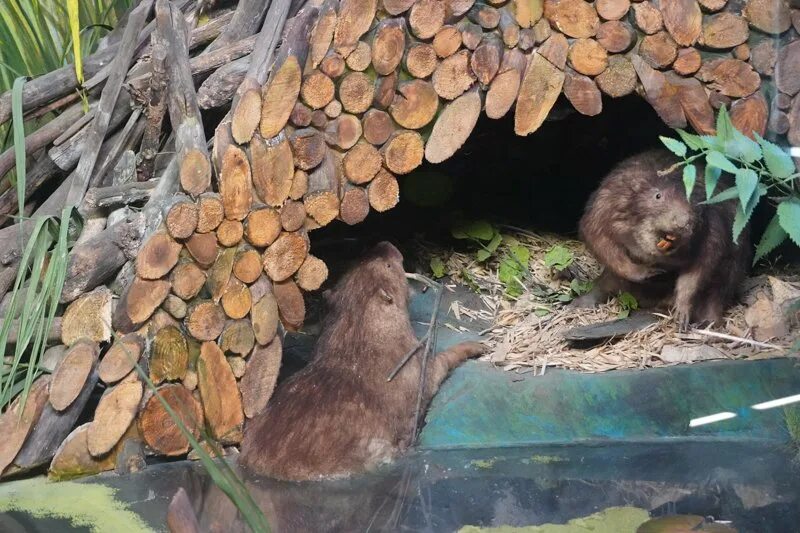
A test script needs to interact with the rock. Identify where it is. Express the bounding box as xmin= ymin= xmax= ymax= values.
xmin=659 ymin=344 xmax=727 ymax=363
xmin=744 ymin=293 xmax=789 ymax=341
